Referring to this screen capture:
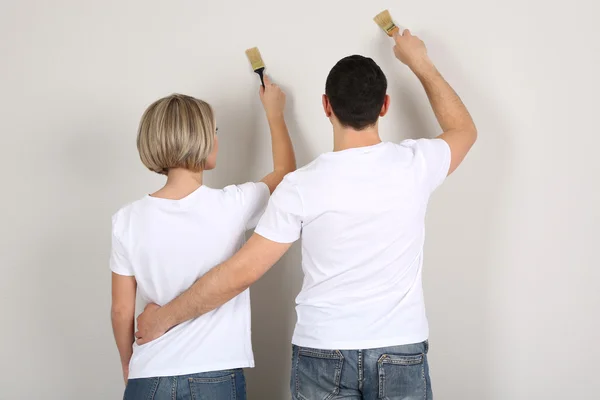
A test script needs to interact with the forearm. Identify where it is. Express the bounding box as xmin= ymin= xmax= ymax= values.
xmin=266 ymin=113 xmax=296 ymax=174
xmin=412 ymin=60 xmax=475 ymax=133
xmin=158 ymin=251 xmax=261 ymax=330
xmin=156 ymin=234 xmax=289 ymax=332
xmin=111 ymin=311 xmax=134 ymax=367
